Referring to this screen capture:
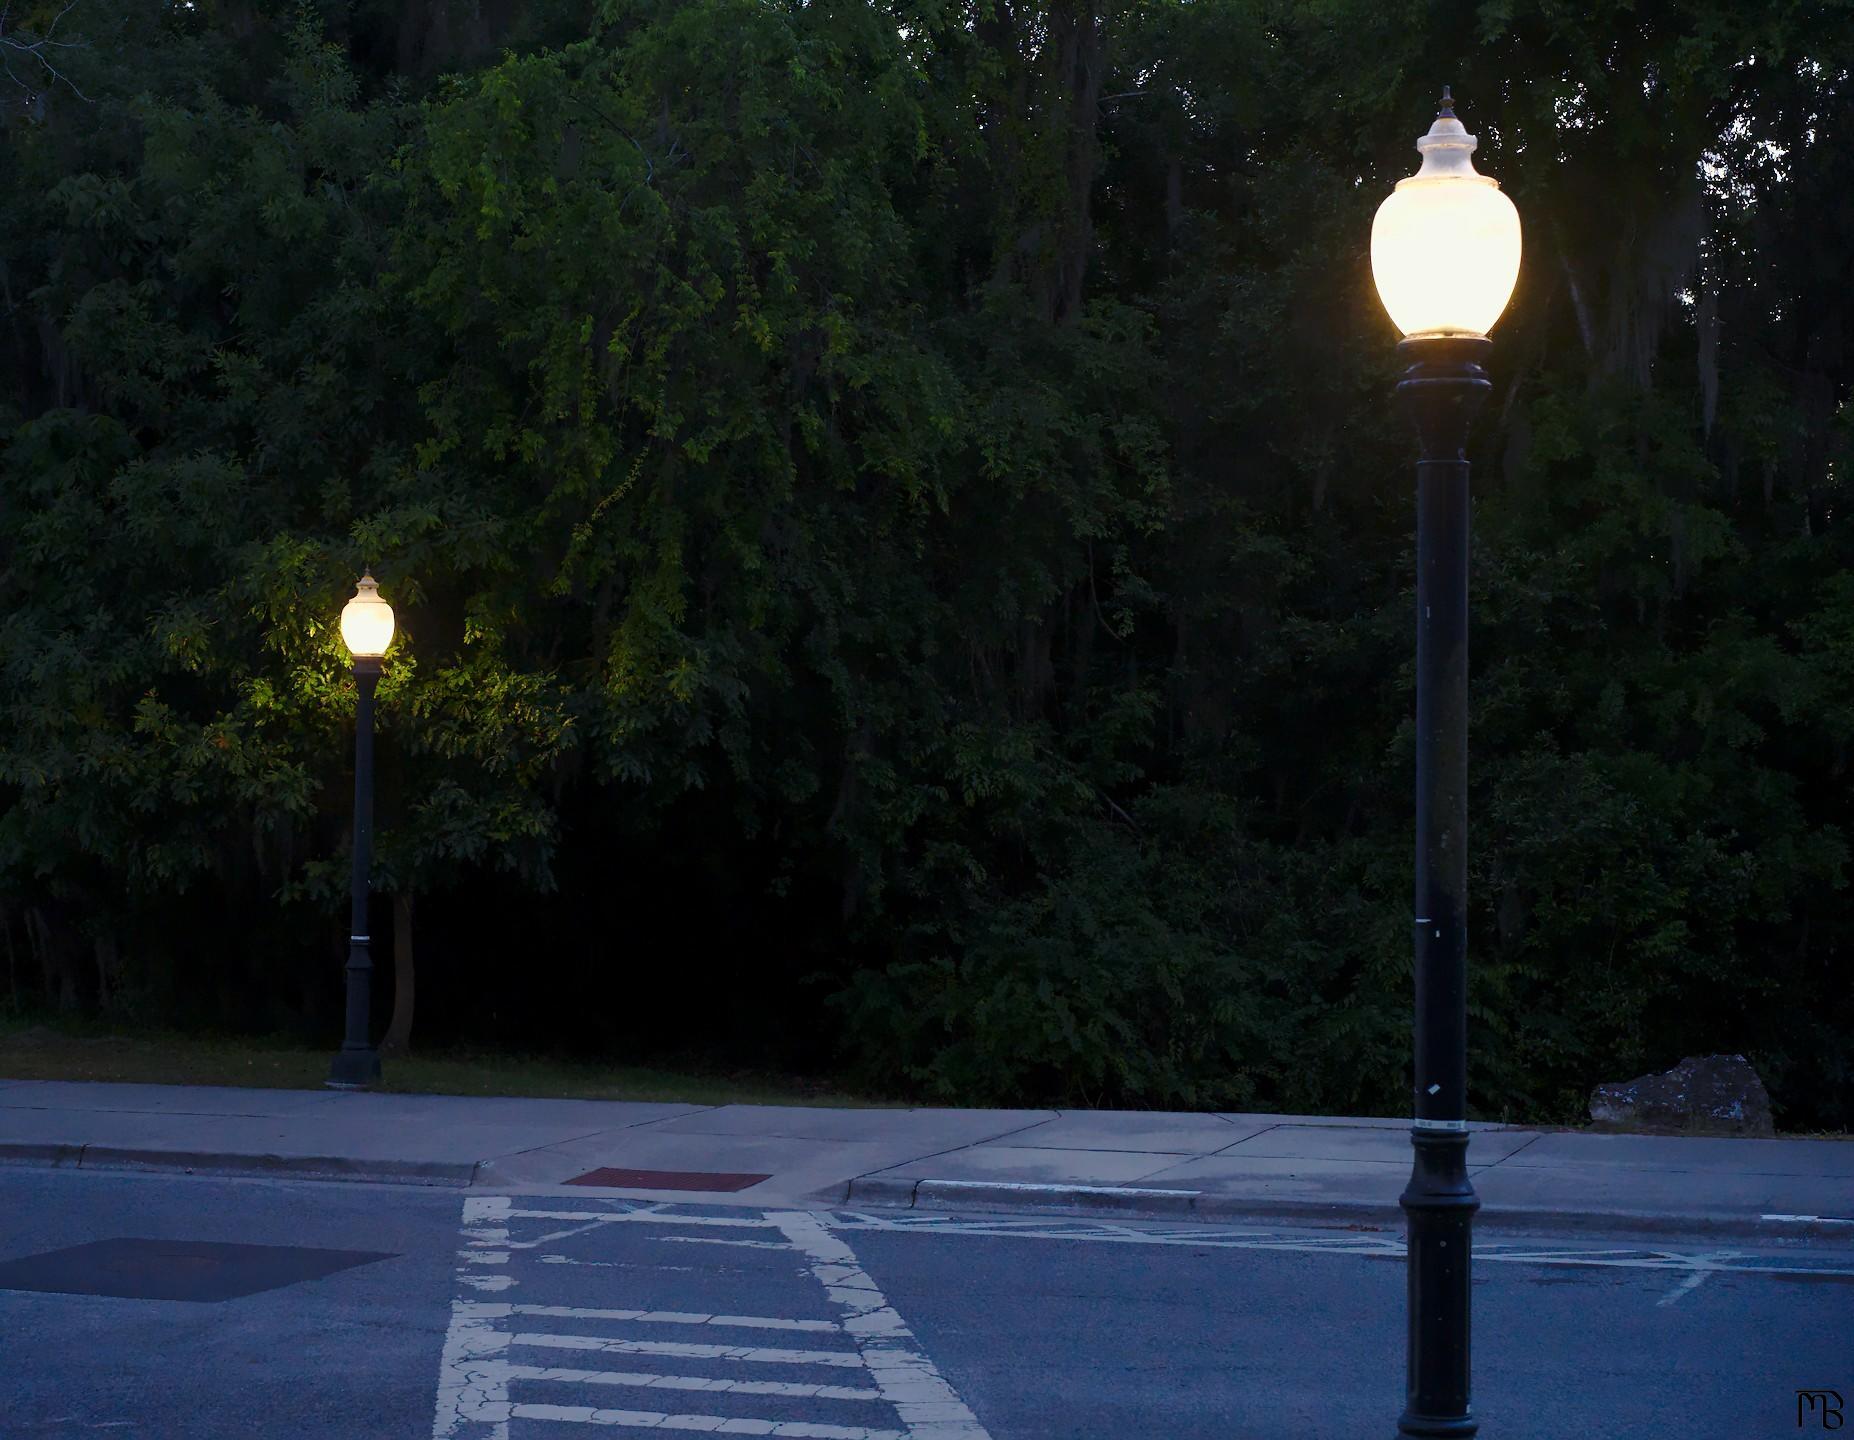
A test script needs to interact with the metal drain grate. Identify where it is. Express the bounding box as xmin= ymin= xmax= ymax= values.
xmin=562 ymin=1167 xmax=771 ymax=1192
